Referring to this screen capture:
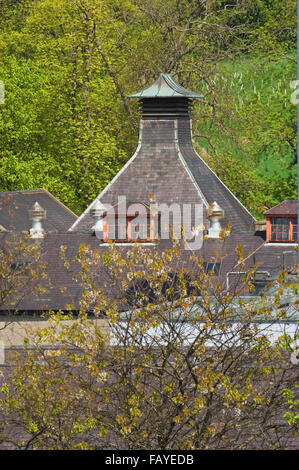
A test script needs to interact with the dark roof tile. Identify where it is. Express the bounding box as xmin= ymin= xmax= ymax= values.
xmin=264 ymin=200 xmax=297 ymax=216
xmin=0 ymin=189 xmax=77 ymax=232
